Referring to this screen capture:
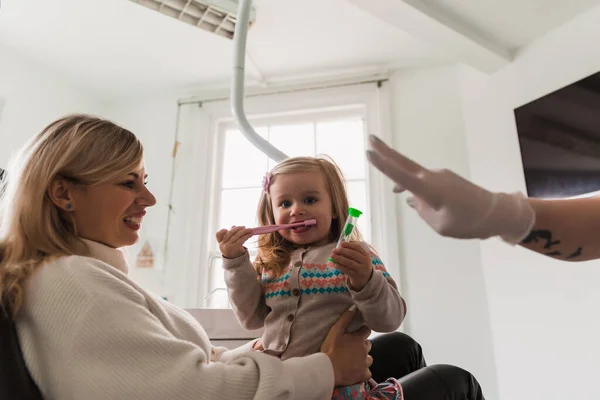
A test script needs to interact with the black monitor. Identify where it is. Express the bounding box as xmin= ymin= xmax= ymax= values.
xmin=514 ymin=72 xmax=600 ymax=199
